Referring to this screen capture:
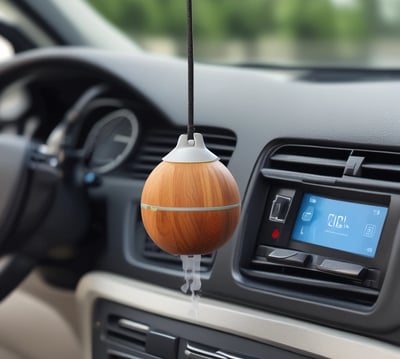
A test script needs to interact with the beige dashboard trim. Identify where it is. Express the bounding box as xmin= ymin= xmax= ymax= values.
xmin=76 ymin=272 xmax=400 ymax=359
